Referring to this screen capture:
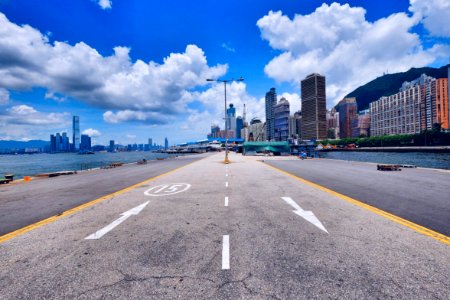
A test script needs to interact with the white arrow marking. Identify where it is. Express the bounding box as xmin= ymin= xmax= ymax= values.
xmin=281 ymin=197 xmax=328 ymax=233
xmin=85 ymin=201 xmax=150 ymax=240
